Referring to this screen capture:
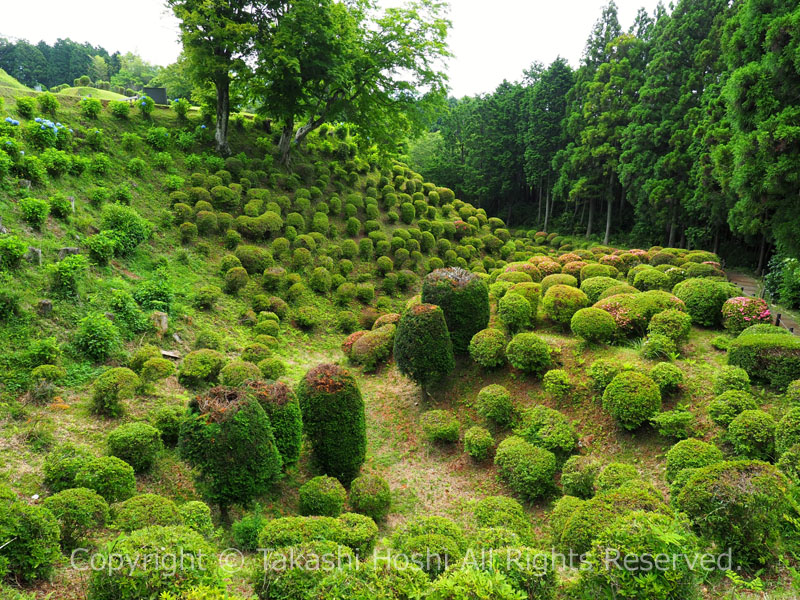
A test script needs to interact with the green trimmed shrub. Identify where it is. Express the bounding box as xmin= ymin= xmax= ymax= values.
xmin=151 ymin=405 xmax=185 ymax=446
xmin=232 ymin=508 xmax=268 ymax=551
xmin=505 ymin=333 xmax=552 ymax=375
xmin=0 ymin=500 xmax=60 ymax=582
xmin=665 ymin=438 xmax=723 ymax=483
xmin=561 ymin=455 xmax=601 ymax=498
xmin=543 ymin=284 xmax=589 ymax=327
xmin=88 ymin=526 xmax=219 ymax=600
xmin=558 ymin=481 xmax=666 ymax=556
xmin=469 ymin=328 xmax=507 ymax=368
xmin=651 ymin=409 xmax=694 ymax=439
xmin=649 ymin=362 xmax=684 ymax=394
xmin=43 ymin=487 xmax=108 ymax=550
xmin=248 ymin=381 xmax=303 ymax=468
xmin=708 ymin=390 xmax=758 ymax=427
xmin=349 ymin=473 xmax=391 ymax=521
xmin=580 ymin=276 xmax=621 ymax=303
xmin=515 ymin=405 xmax=577 ymax=459
xmin=251 ymin=541 xmax=355 ymax=599
xmin=777 ymin=444 xmax=800 ymax=484
xmin=570 ymin=307 xmax=616 ymax=344
xmin=139 ymin=358 xmax=174 ymax=387
xmin=350 ymin=324 xmax=395 ymax=371
xmin=728 ymin=334 xmax=800 ymax=389
xmin=728 ymin=410 xmax=776 ymax=460
xmin=602 ymin=372 xmax=661 ymax=430
xmin=474 ymin=496 xmax=531 ymax=540
xmin=178 ymin=501 xmax=214 ymax=536
xmin=543 ymin=369 xmax=571 ymax=401
xmin=107 ymin=422 xmax=163 ymax=473
xmin=74 ymin=456 xmax=137 ymax=503
xmin=713 ymin=366 xmax=750 ymax=395
xmin=297 ymin=364 xmax=366 ymax=484
xmin=112 ymin=493 xmax=181 ymax=532
xmin=394 ymin=304 xmax=455 ymax=389
xmin=19 ymin=197 xmax=50 ymax=229
xmin=497 ymin=292 xmax=531 ymax=332
xmin=464 ymin=426 xmax=494 ymax=460
xmin=641 ymin=333 xmax=677 ymax=359
xmin=541 ymin=273 xmax=576 ymax=295
xmin=177 ymin=349 xmax=227 ymax=387
xmin=43 ymin=443 xmax=92 ymax=492
xmin=91 ymin=368 xmax=140 ymax=417
xmin=427 ymin=567 xmax=523 ymax=599
xmin=676 ymin=460 xmax=791 ymax=568
xmin=776 ymin=408 xmax=800 ymax=456
xmin=421 ymin=267 xmax=490 ymax=353
xmin=594 ymin=463 xmax=639 ymax=493
xmin=587 ymin=358 xmax=622 ymax=392
xmin=299 ymin=476 xmax=347 ymax=517
xmin=420 ymin=409 xmax=460 ymax=443
xmin=476 ymin=384 xmax=514 ymax=427
xmin=580 ymin=511 xmax=700 ymax=600
xmin=494 ymin=436 xmax=557 ymax=500
xmin=258 ymin=357 xmax=287 ymax=380
xmin=672 ymin=278 xmax=738 ymax=326
xmin=219 ymin=360 xmax=261 ymax=386
xmin=179 ymin=387 xmax=282 ymax=513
